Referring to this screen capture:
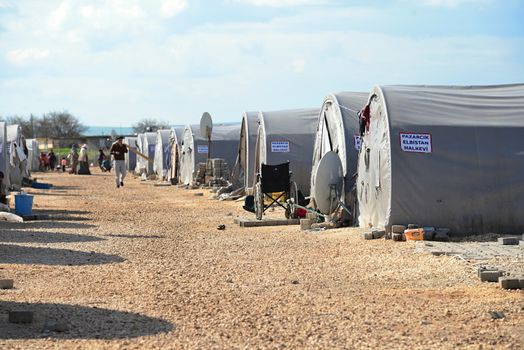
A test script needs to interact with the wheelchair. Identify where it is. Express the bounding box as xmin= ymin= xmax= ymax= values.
xmin=254 ymin=161 xmax=298 ymax=220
